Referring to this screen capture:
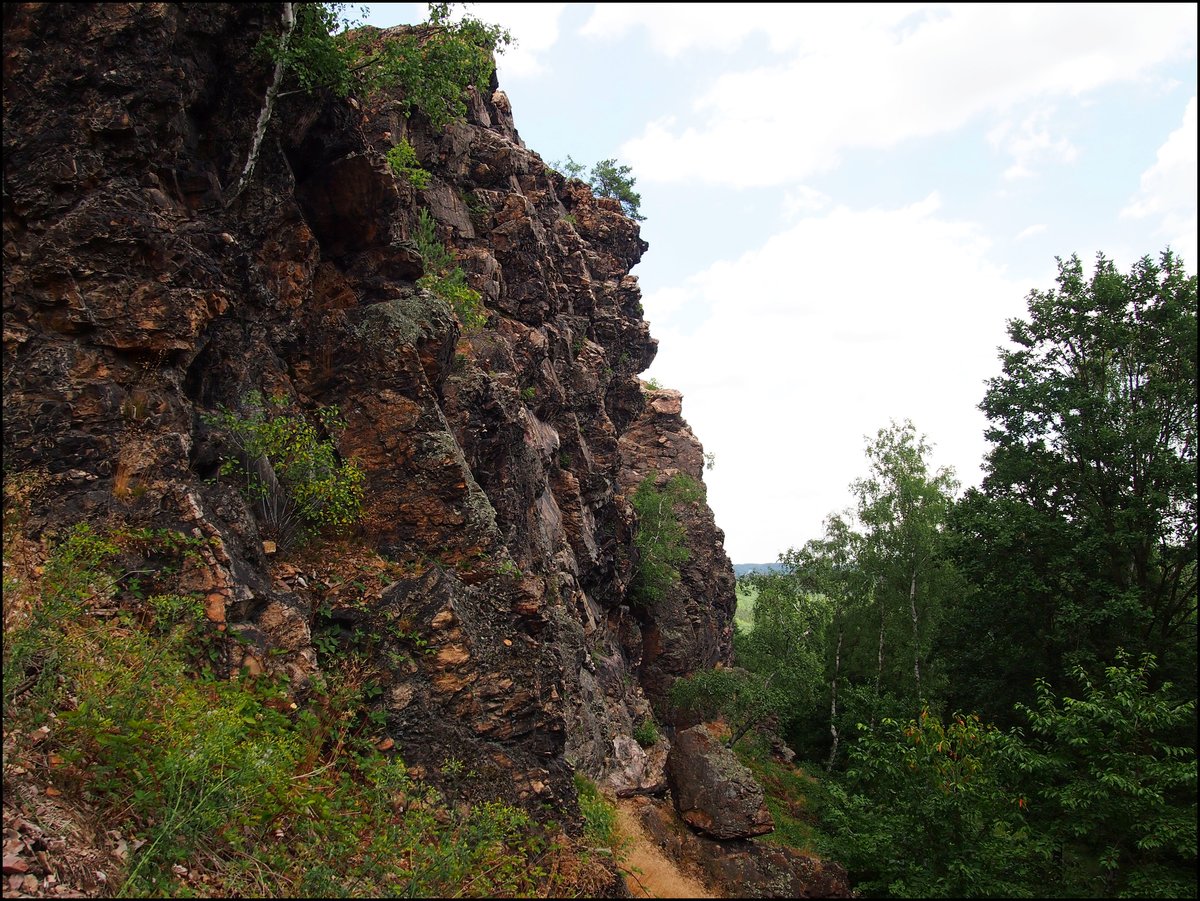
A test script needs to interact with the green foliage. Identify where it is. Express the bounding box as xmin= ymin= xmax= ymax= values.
xmin=632 ymin=718 xmax=660 ymax=748
xmin=414 ymin=208 xmax=487 ymax=329
xmin=552 ymin=155 xmax=645 ymax=220
xmin=943 ymin=250 xmax=1198 ymax=722
xmin=258 ymin=3 xmax=512 ymax=130
xmin=3 ymin=524 xmax=121 ymax=714
xmin=669 ymin=667 xmax=788 ymax=749
xmin=588 ymin=158 xmax=645 ymax=220
xmin=553 ymin=155 xmax=587 ymax=180
xmin=821 ymin=652 xmax=1198 ymax=898
xmin=1016 ymin=652 xmax=1197 ymax=898
xmin=4 ymin=525 xmax=572 ymax=897
xmin=822 ymin=710 xmax=1041 ymax=898
xmin=386 ymin=138 xmax=430 ymax=189
xmin=629 ymin=472 xmax=702 ymax=606
xmin=734 ymin=579 xmax=757 ymax=632
xmin=735 ymin=573 xmax=832 ymax=736
xmin=733 ymin=732 xmax=821 ymax=853
xmin=205 ymin=394 xmax=364 ymax=548
xmin=573 ymin=773 xmax=625 ymax=859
